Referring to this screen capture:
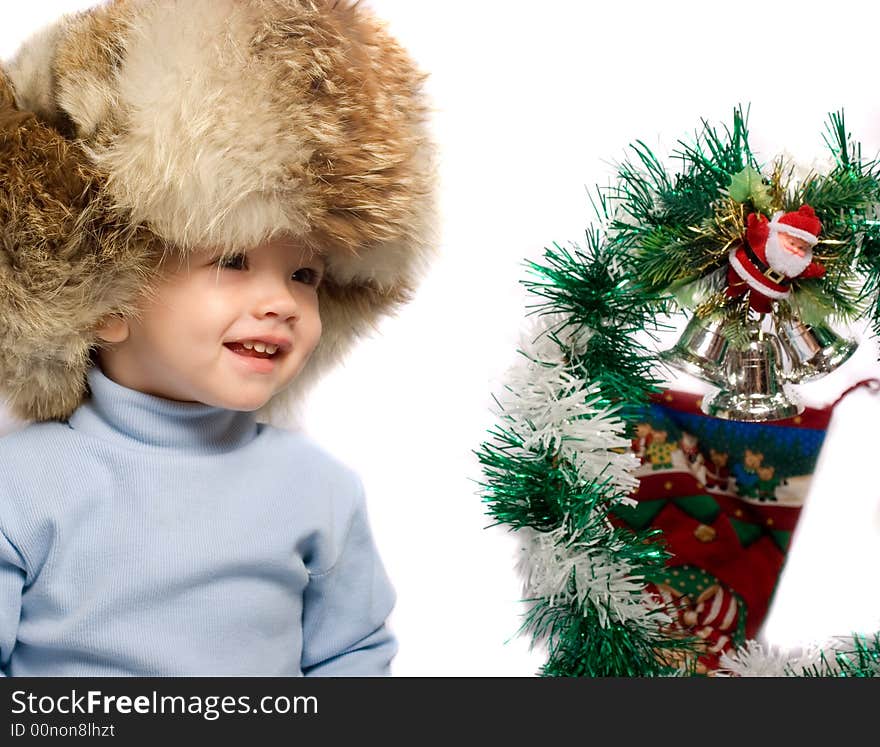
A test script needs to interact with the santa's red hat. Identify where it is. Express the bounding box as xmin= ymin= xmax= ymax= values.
xmin=771 ymin=205 xmax=821 ymax=245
